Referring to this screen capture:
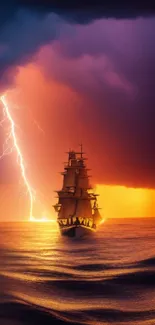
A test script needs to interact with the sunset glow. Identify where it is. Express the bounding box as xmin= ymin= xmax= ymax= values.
xmin=96 ymin=185 xmax=155 ymax=218
xmin=30 ymin=216 xmax=53 ymax=222
xmin=0 ymin=90 xmax=154 ymax=221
